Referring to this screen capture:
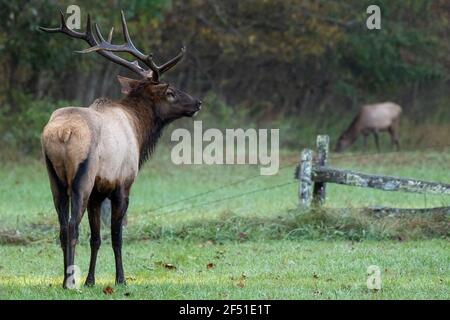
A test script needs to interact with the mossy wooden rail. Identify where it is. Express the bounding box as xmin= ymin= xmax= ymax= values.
xmin=296 ymin=135 xmax=450 ymax=212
